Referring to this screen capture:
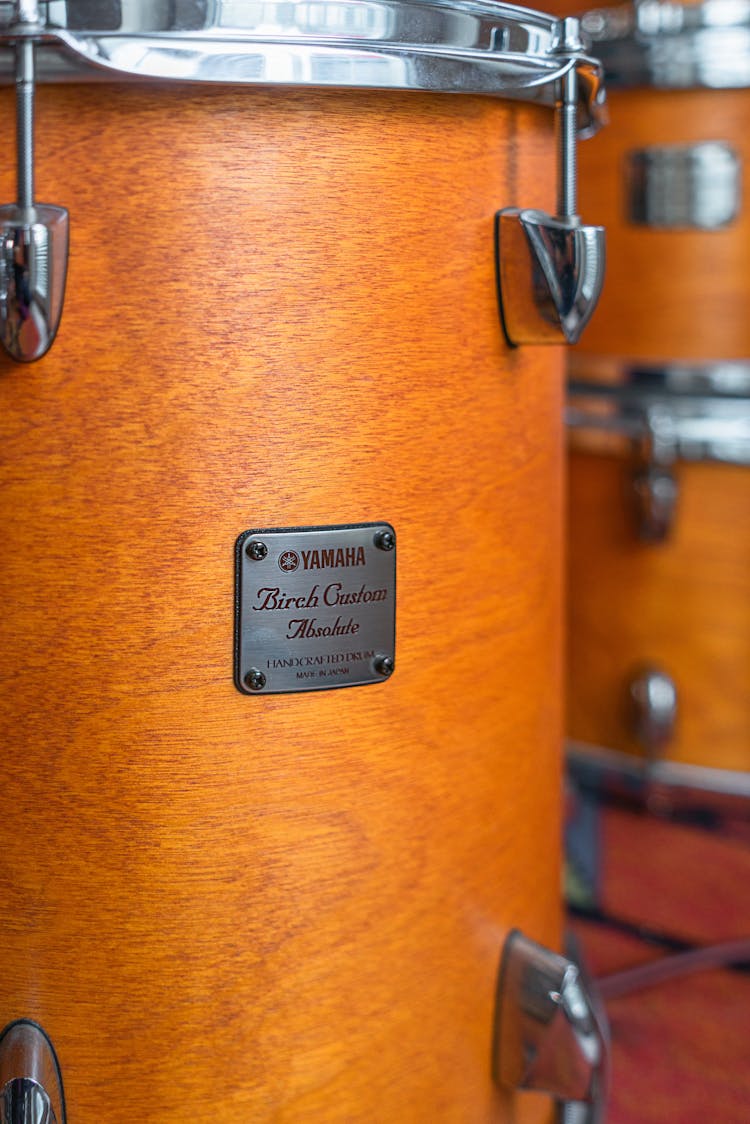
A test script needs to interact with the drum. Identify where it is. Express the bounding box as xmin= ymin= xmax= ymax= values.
xmin=564 ymin=0 xmax=750 ymax=800
xmin=0 ymin=3 xmax=607 ymax=1122
xmin=567 ymin=364 xmax=750 ymax=796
